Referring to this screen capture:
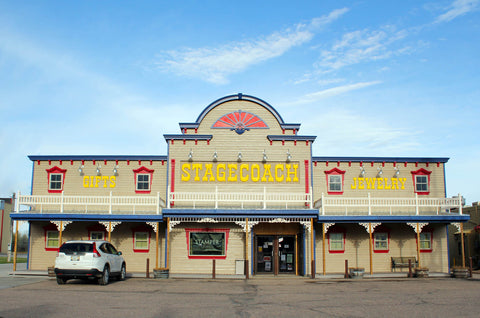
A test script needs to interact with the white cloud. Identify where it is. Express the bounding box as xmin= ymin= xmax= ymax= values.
xmin=315 ymin=26 xmax=410 ymax=72
xmin=434 ymin=0 xmax=479 ymax=23
xmin=294 ymin=81 xmax=382 ymax=104
xmin=154 ymin=8 xmax=349 ymax=84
